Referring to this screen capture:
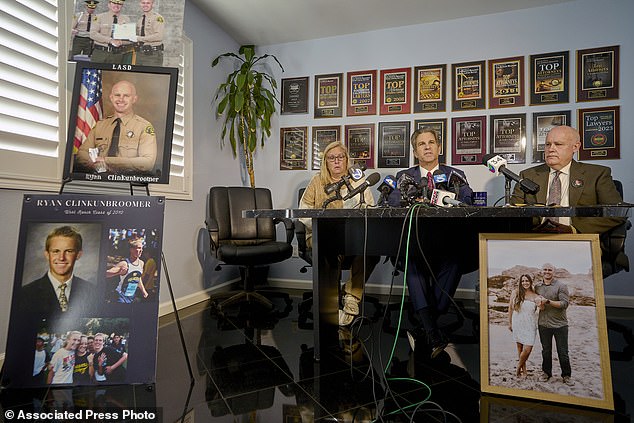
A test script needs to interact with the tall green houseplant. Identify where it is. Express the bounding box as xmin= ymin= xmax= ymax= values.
xmin=212 ymin=45 xmax=284 ymax=187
